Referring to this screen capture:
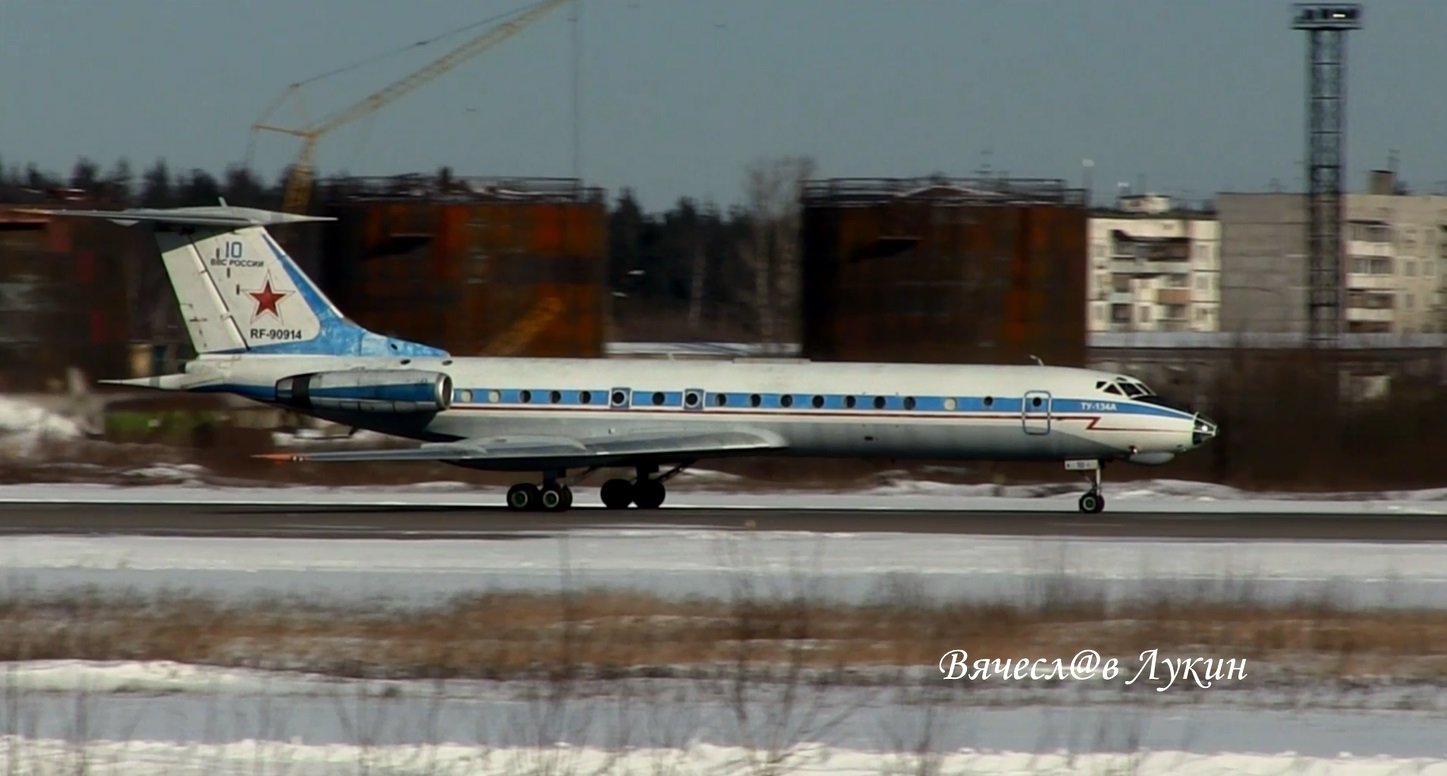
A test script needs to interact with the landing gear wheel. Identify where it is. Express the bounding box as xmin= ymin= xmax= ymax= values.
xmin=1078 ymin=492 xmax=1104 ymax=514
xmin=600 ymin=478 xmax=633 ymax=510
xmin=540 ymin=483 xmax=571 ymax=512
xmin=633 ymin=478 xmax=666 ymax=510
xmin=506 ymin=483 xmax=540 ymax=512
